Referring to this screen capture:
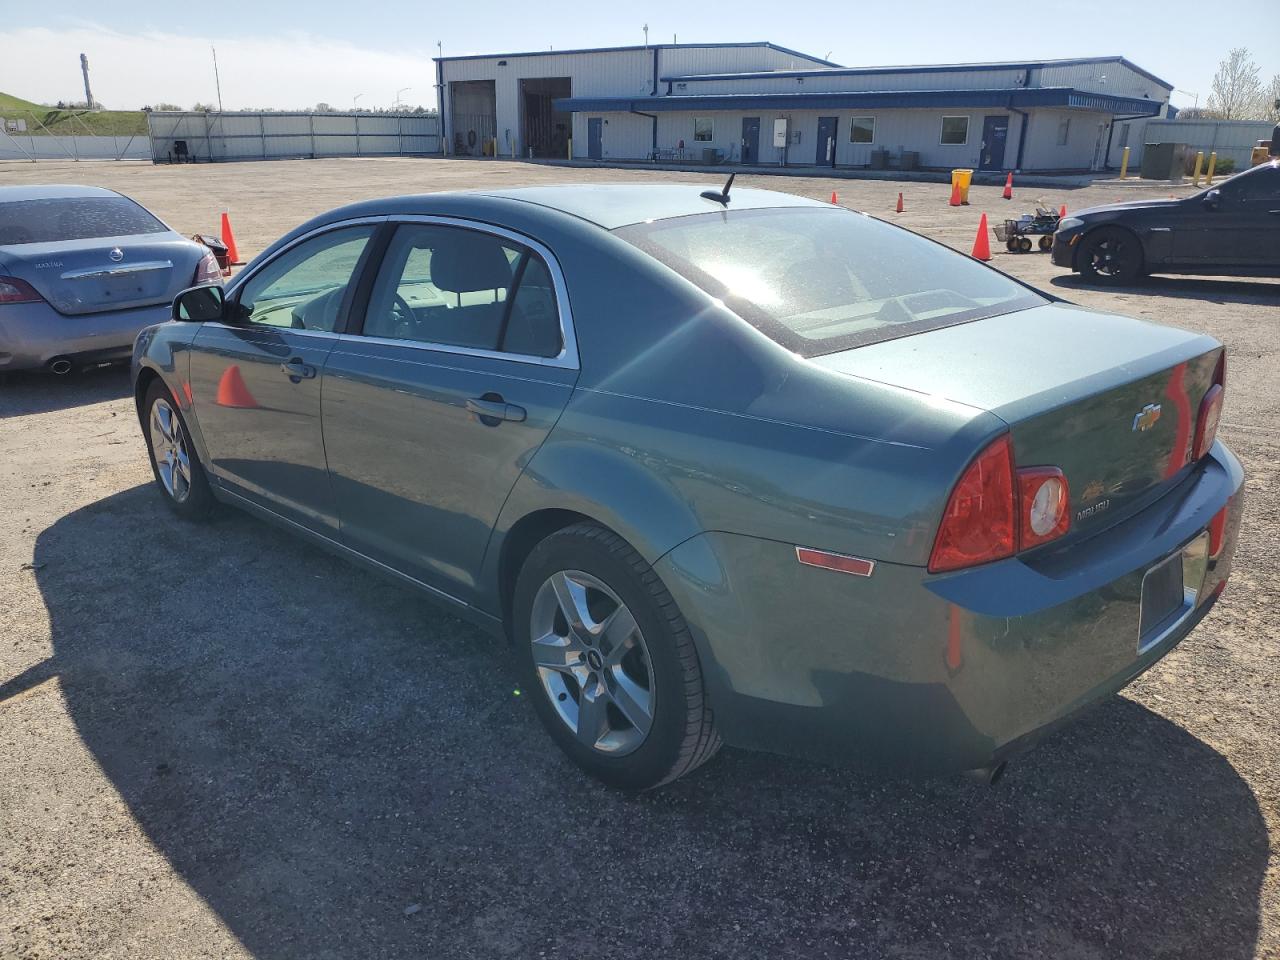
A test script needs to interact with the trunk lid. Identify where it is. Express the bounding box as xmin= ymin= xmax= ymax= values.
xmin=0 ymin=233 xmax=202 ymax=316
xmin=813 ymin=303 xmax=1223 ymax=540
